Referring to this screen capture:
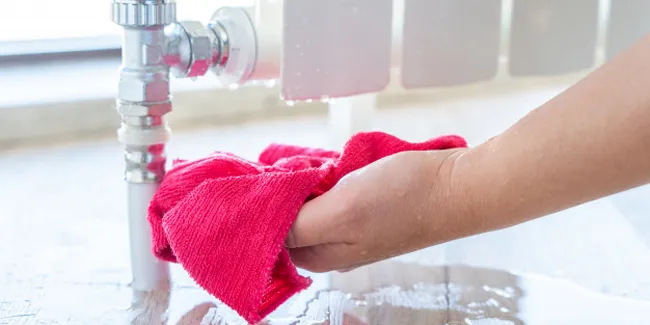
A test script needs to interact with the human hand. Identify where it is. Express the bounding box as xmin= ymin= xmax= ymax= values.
xmin=286 ymin=148 xmax=469 ymax=272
